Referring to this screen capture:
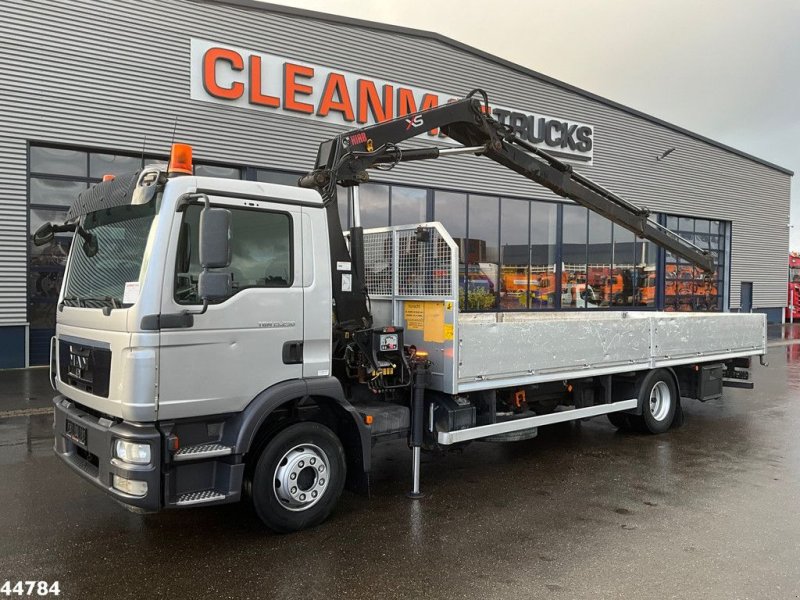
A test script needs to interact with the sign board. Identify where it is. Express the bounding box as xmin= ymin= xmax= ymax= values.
xmin=190 ymin=39 xmax=594 ymax=164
